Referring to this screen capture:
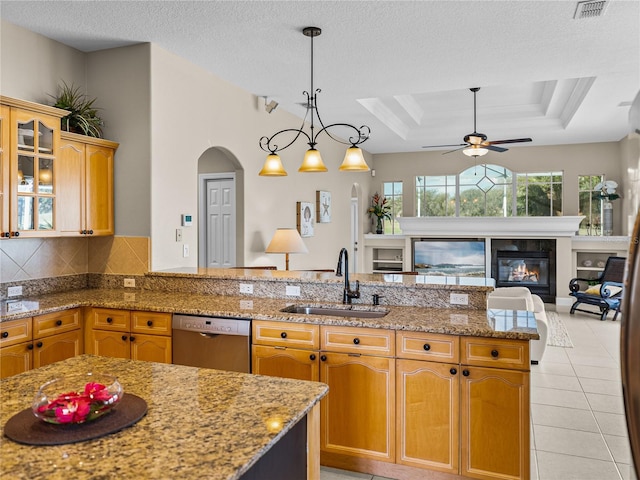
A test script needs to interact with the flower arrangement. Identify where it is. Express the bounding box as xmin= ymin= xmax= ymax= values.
xmin=593 ymin=180 xmax=620 ymax=201
xmin=32 ymin=374 xmax=123 ymax=425
xmin=367 ymin=193 xmax=392 ymax=220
